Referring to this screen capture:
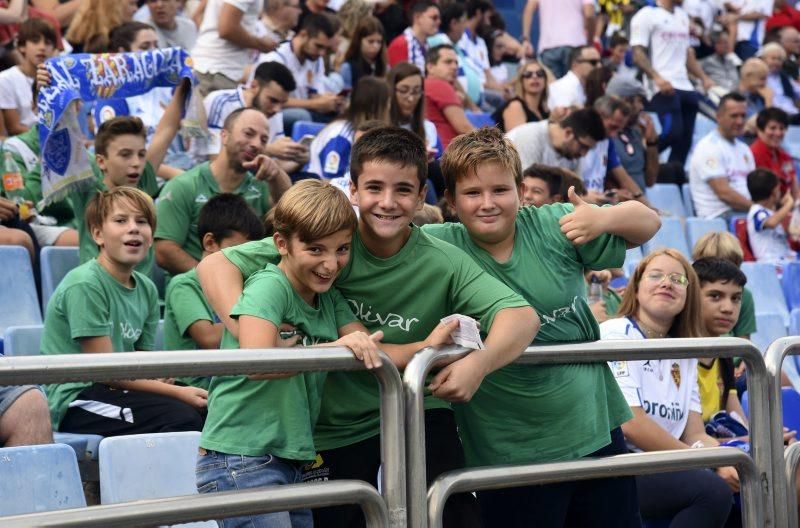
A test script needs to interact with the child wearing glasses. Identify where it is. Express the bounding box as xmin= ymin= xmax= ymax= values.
xmin=601 ymin=249 xmax=736 ymax=527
